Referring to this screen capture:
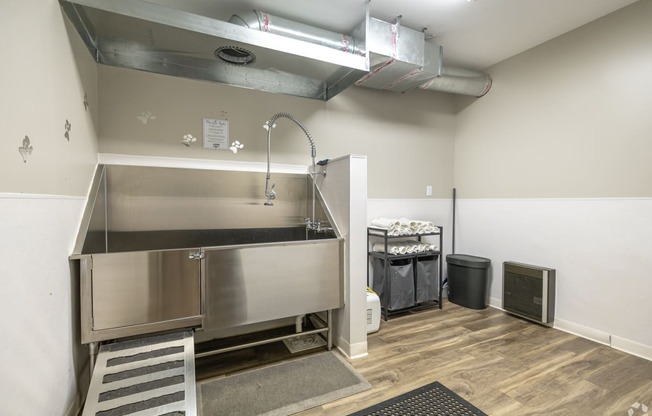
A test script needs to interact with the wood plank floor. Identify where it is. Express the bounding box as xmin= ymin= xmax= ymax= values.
xmin=293 ymin=301 xmax=652 ymax=416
